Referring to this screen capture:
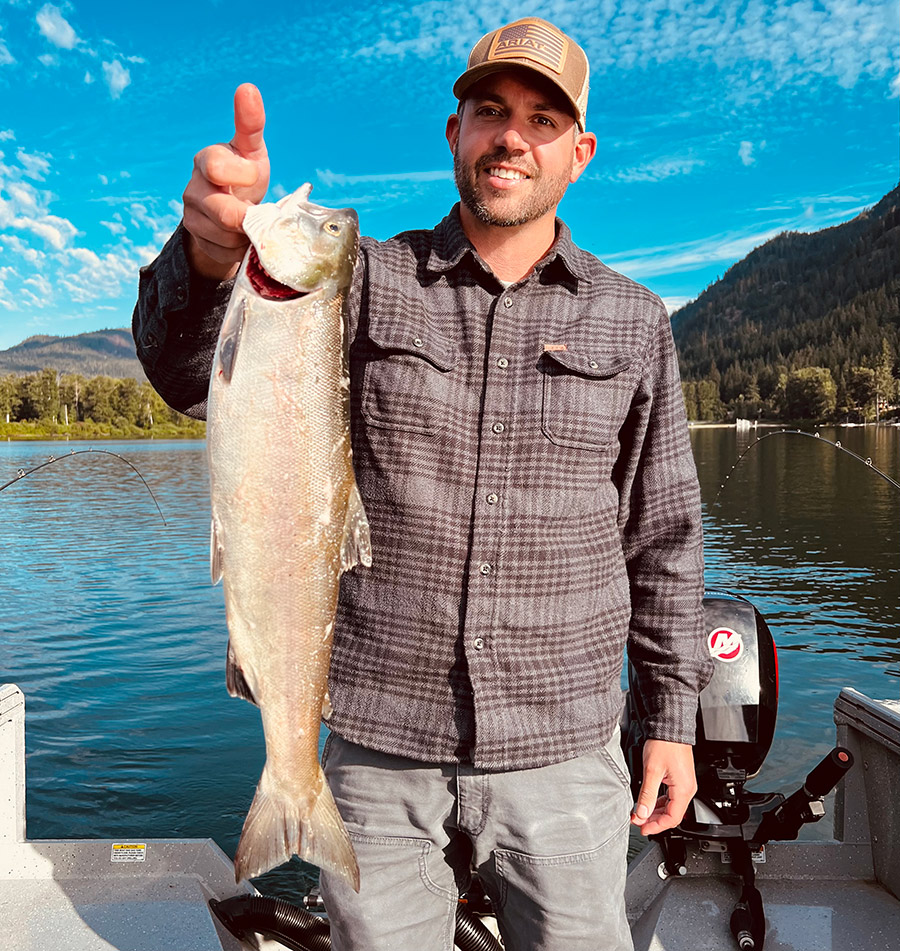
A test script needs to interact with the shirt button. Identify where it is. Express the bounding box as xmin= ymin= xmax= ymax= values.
xmin=497 ymin=357 xmax=509 ymax=368
xmin=589 ymin=360 xmax=599 ymax=369
xmin=473 ymin=637 xmax=485 ymax=651
xmin=479 ymin=562 xmax=492 ymax=575
xmin=413 ymin=337 xmax=424 ymax=348
xmin=503 ymin=297 xmax=513 ymax=308
xmin=492 ymin=422 xmax=505 ymax=434
xmin=486 ymin=493 xmax=498 ymax=505
xmin=175 ymin=285 xmax=187 ymax=303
